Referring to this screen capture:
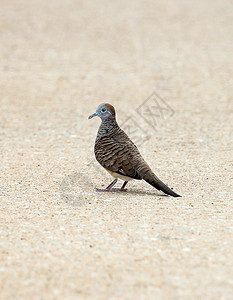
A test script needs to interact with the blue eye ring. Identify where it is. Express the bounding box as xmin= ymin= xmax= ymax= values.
xmin=101 ymin=108 xmax=106 ymax=113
